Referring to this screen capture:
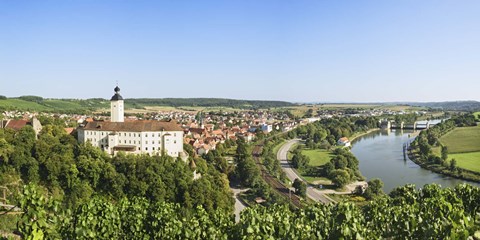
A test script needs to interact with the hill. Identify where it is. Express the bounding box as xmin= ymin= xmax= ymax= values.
xmin=409 ymin=101 xmax=480 ymax=111
xmin=0 ymin=96 xmax=294 ymax=113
